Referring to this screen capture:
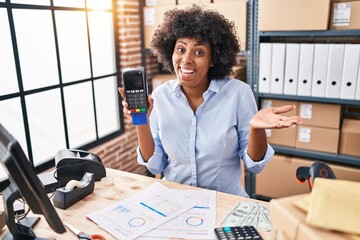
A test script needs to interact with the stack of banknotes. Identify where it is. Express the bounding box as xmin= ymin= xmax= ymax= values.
xmin=221 ymin=201 xmax=271 ymax=232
